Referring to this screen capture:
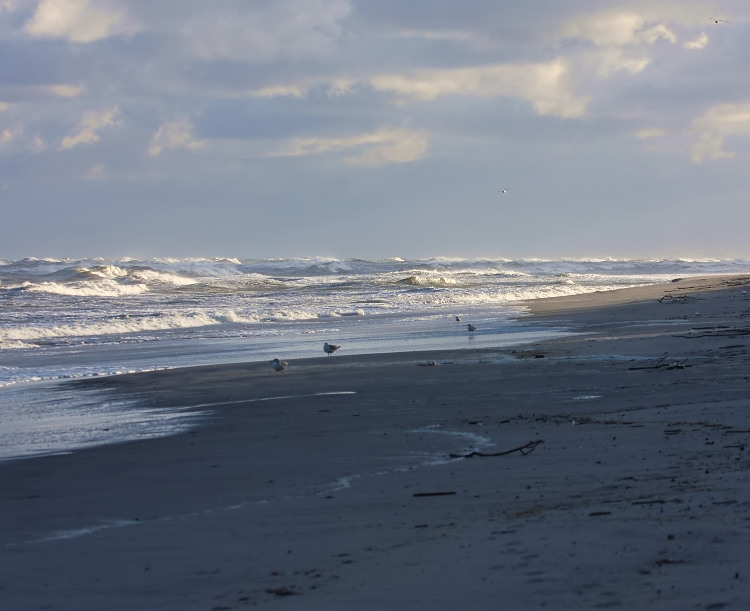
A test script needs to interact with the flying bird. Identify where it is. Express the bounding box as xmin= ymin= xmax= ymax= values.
xmin=498 ymin=187 xmax=509 ymax=195
xmin=467 ymin=324 xmax=477 ymax=333
xmin=271 ymin=358 xmax=288 ymax=373
xmin=709 ymin=17 xmax=728 ymax=23
xmin=323 ymin=342 xmax=340 ymax=356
